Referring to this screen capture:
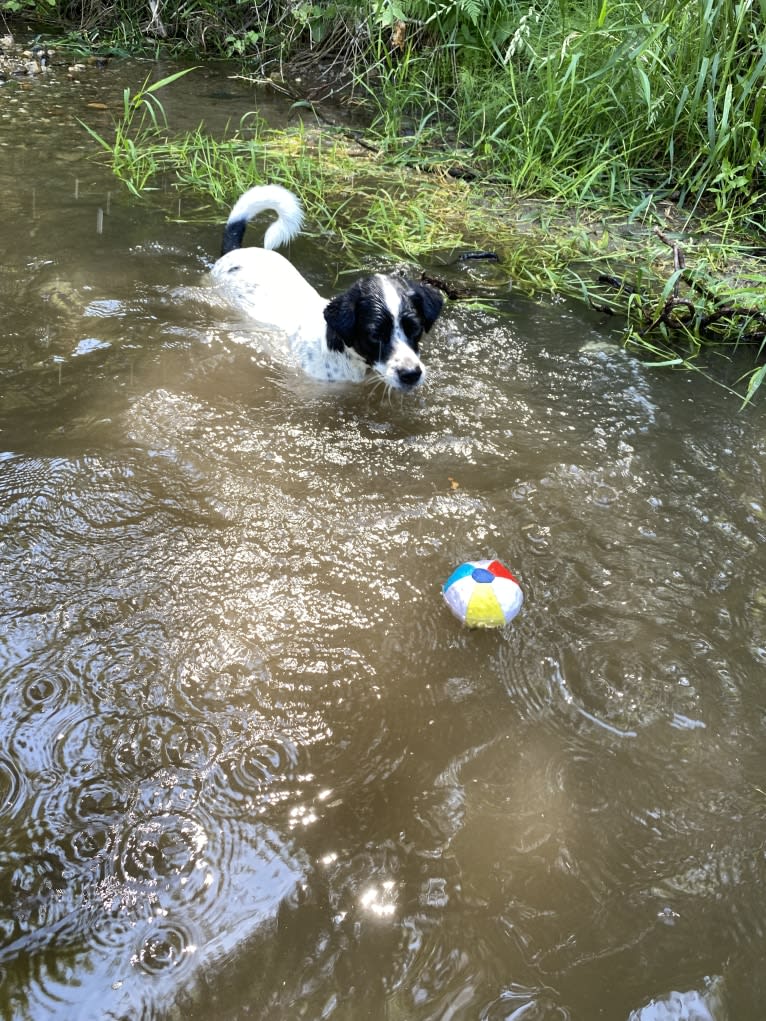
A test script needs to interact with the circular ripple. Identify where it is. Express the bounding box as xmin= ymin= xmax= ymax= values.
xmin=61 ymin=915 xmax=206 ymax=1019
xmin=207 ymin=735 xmax=300 ymax=817
xmin=543 ymin=743 xmax=612 ymax=816
xmin=0 ymin=754 xmax=26 ymax=819
xmin=54 ymin=709 xmax=221 ymax=782
xmin=65 ymin=635 xmax=165 ymax=709
xmin=134 ymin=918 xmax=198 ymax=977
xmin=163 ymin=720 xmax=221 ymax=771
xmin=88 ymin=909 xmax=140 ymax=957
xmin=107 ymin=712 xmax=183 ymax=778
xmin=114 ymin=808 xmax=210 ymax=890
xmin=230 ymin=737 xmax=298 ymax=790
xmin=20 ymin=671 xmax=69 ymax=713
xmin=112 ymin=786 xmax=233 ymax=884
xmin=65 ymin=824 xmax=111 ymax=864
xmin=53 ymin=711 xmax=117 ymax=778
xmin=108 ymin=711 xmax=222 ymax=779
xmin=69 ymin=777 xmax=134 ymax=825
xmin=66 ymin=775 xmax=134 ymax=865
xmin=100 ymin=790 xmax=242 ymax=946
